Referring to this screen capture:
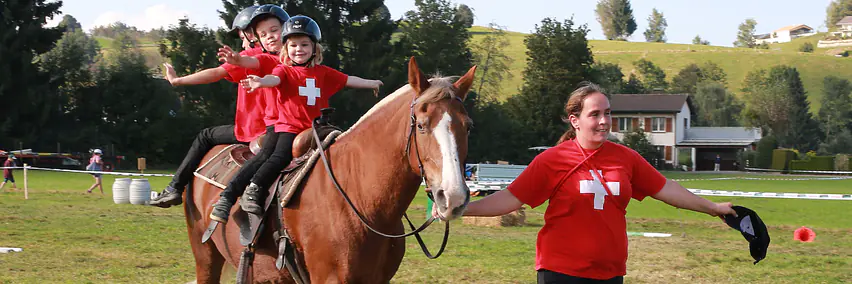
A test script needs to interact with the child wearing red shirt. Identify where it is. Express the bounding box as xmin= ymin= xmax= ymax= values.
xmin=210 ymin=15 xmax=382 ymax=222
xmin=150 ymin=5 xmax=290 ymax=208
